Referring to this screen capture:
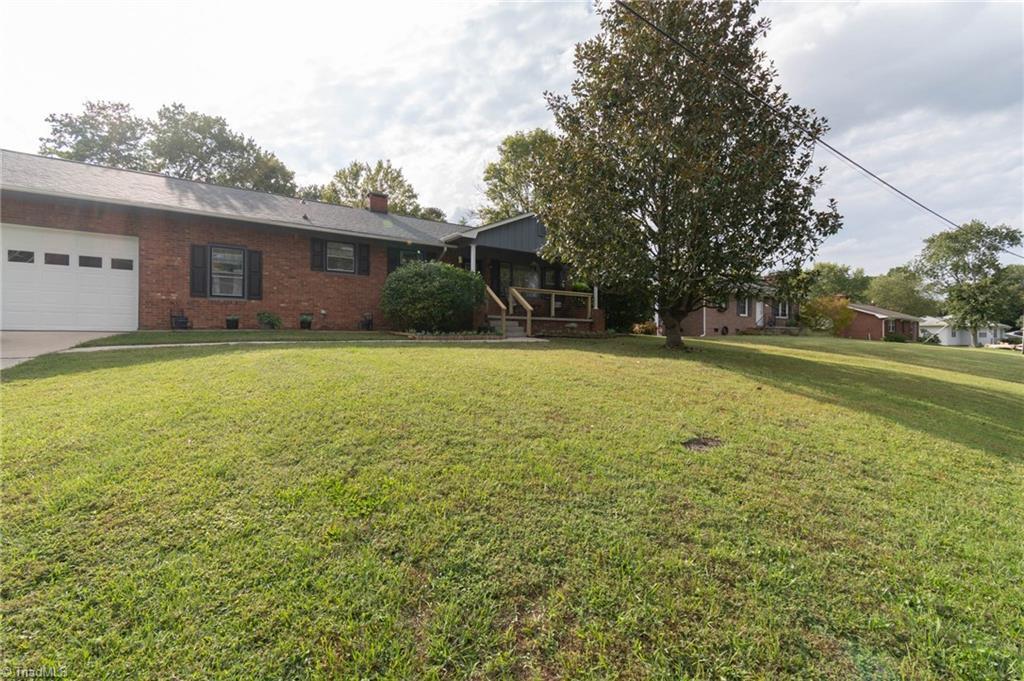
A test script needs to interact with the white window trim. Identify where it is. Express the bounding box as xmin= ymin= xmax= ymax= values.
xmin=210 ymin=245 xmax=245 ymax=299
xmin=326 ymin=241 xmax=356 ymax=273
xmin=737 ymin=297 xmax=749 ymax=317
xmin=775 ymin=300 xmax=789 ymax=319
